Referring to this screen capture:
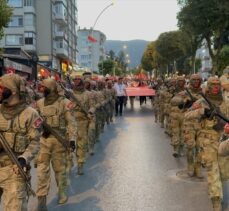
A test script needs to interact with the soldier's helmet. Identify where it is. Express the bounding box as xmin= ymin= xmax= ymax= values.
xmin=190 ymin=74 xmax=202 ymax=89
xmin=206 ymin=76 xmax=221 ymax=95
xmin=0 ymin=73 xmax=26 ymax=94
xmin=41 ymin=78 xmax=57 ymax=92
xmin=176 ymin=76 xmax=185 ymax=88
